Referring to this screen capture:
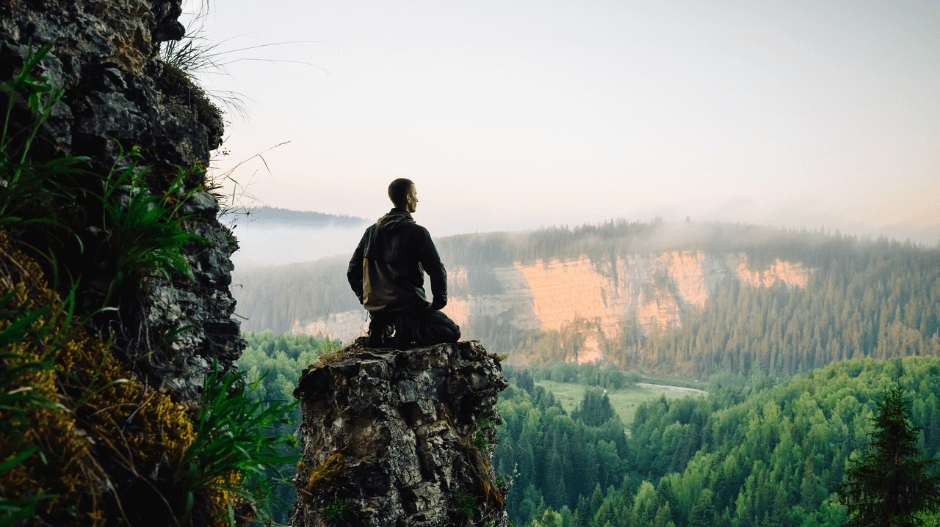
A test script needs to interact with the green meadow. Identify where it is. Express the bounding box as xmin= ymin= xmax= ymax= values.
xmin=534 ymin=379 xmax=706 ymax=428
